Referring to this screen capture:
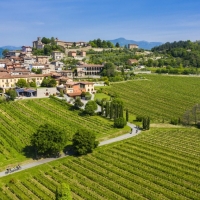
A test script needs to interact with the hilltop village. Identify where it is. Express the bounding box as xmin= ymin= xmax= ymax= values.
xmin=1 ymin=38 xmax=200 ymax=199
xmin=0 ymin=37 xmax=144 ymax=100
xmin=0 ymin=37 xmax=109 ymax=98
